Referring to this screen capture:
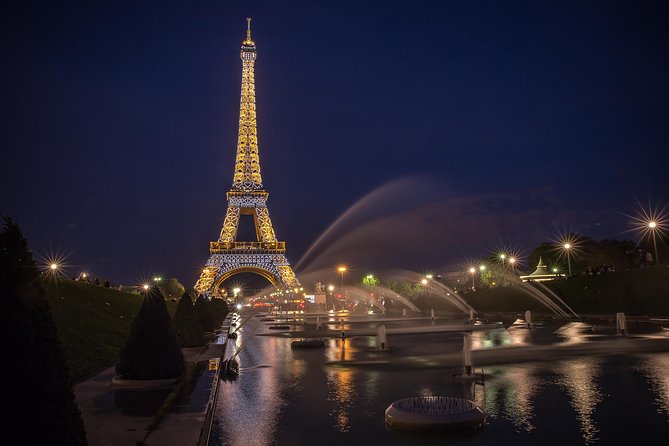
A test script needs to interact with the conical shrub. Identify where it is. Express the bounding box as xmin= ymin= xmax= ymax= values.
xmin=116 ymin=286 xmax=184 ymax=380
xmin=194 ymin=294 xmax=216 ymax=332
xmin=1 ymin=217 xmax=87 ymax=445
xmin=174 ymin=292 xmax=204 ymax=347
